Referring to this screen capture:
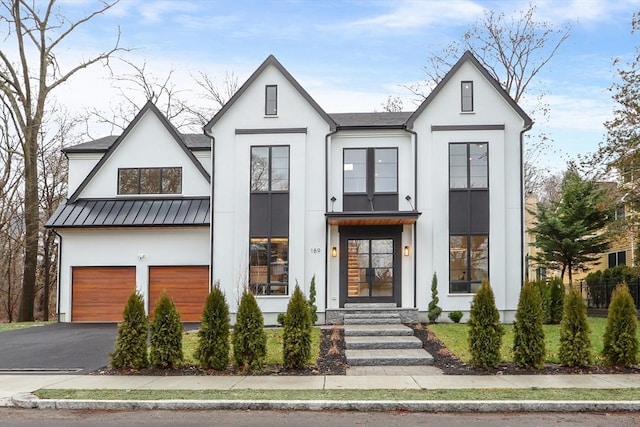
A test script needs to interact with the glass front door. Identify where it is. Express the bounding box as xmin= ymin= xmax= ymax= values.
xmin=347 ymin=238 xmax=394 ymax=298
